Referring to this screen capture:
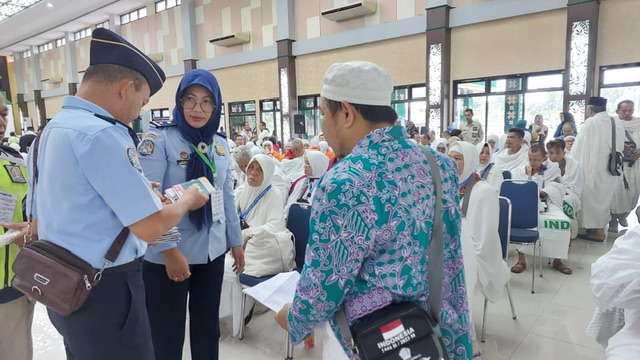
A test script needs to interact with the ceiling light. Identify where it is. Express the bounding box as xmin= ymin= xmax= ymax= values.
xmin=47 ymin=3 xmax=53 ymax=7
